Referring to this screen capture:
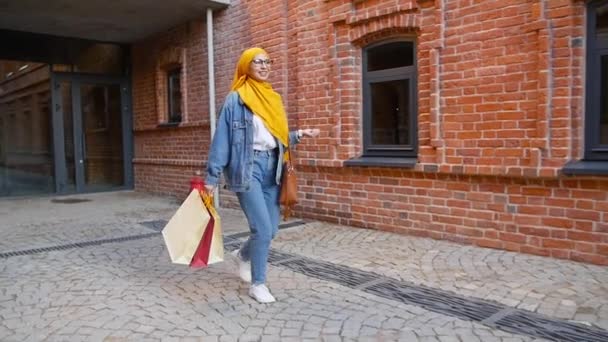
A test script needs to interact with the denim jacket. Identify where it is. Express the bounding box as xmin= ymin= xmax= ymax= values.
xmin=205 ymin=91 xmax=300 ymax=192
